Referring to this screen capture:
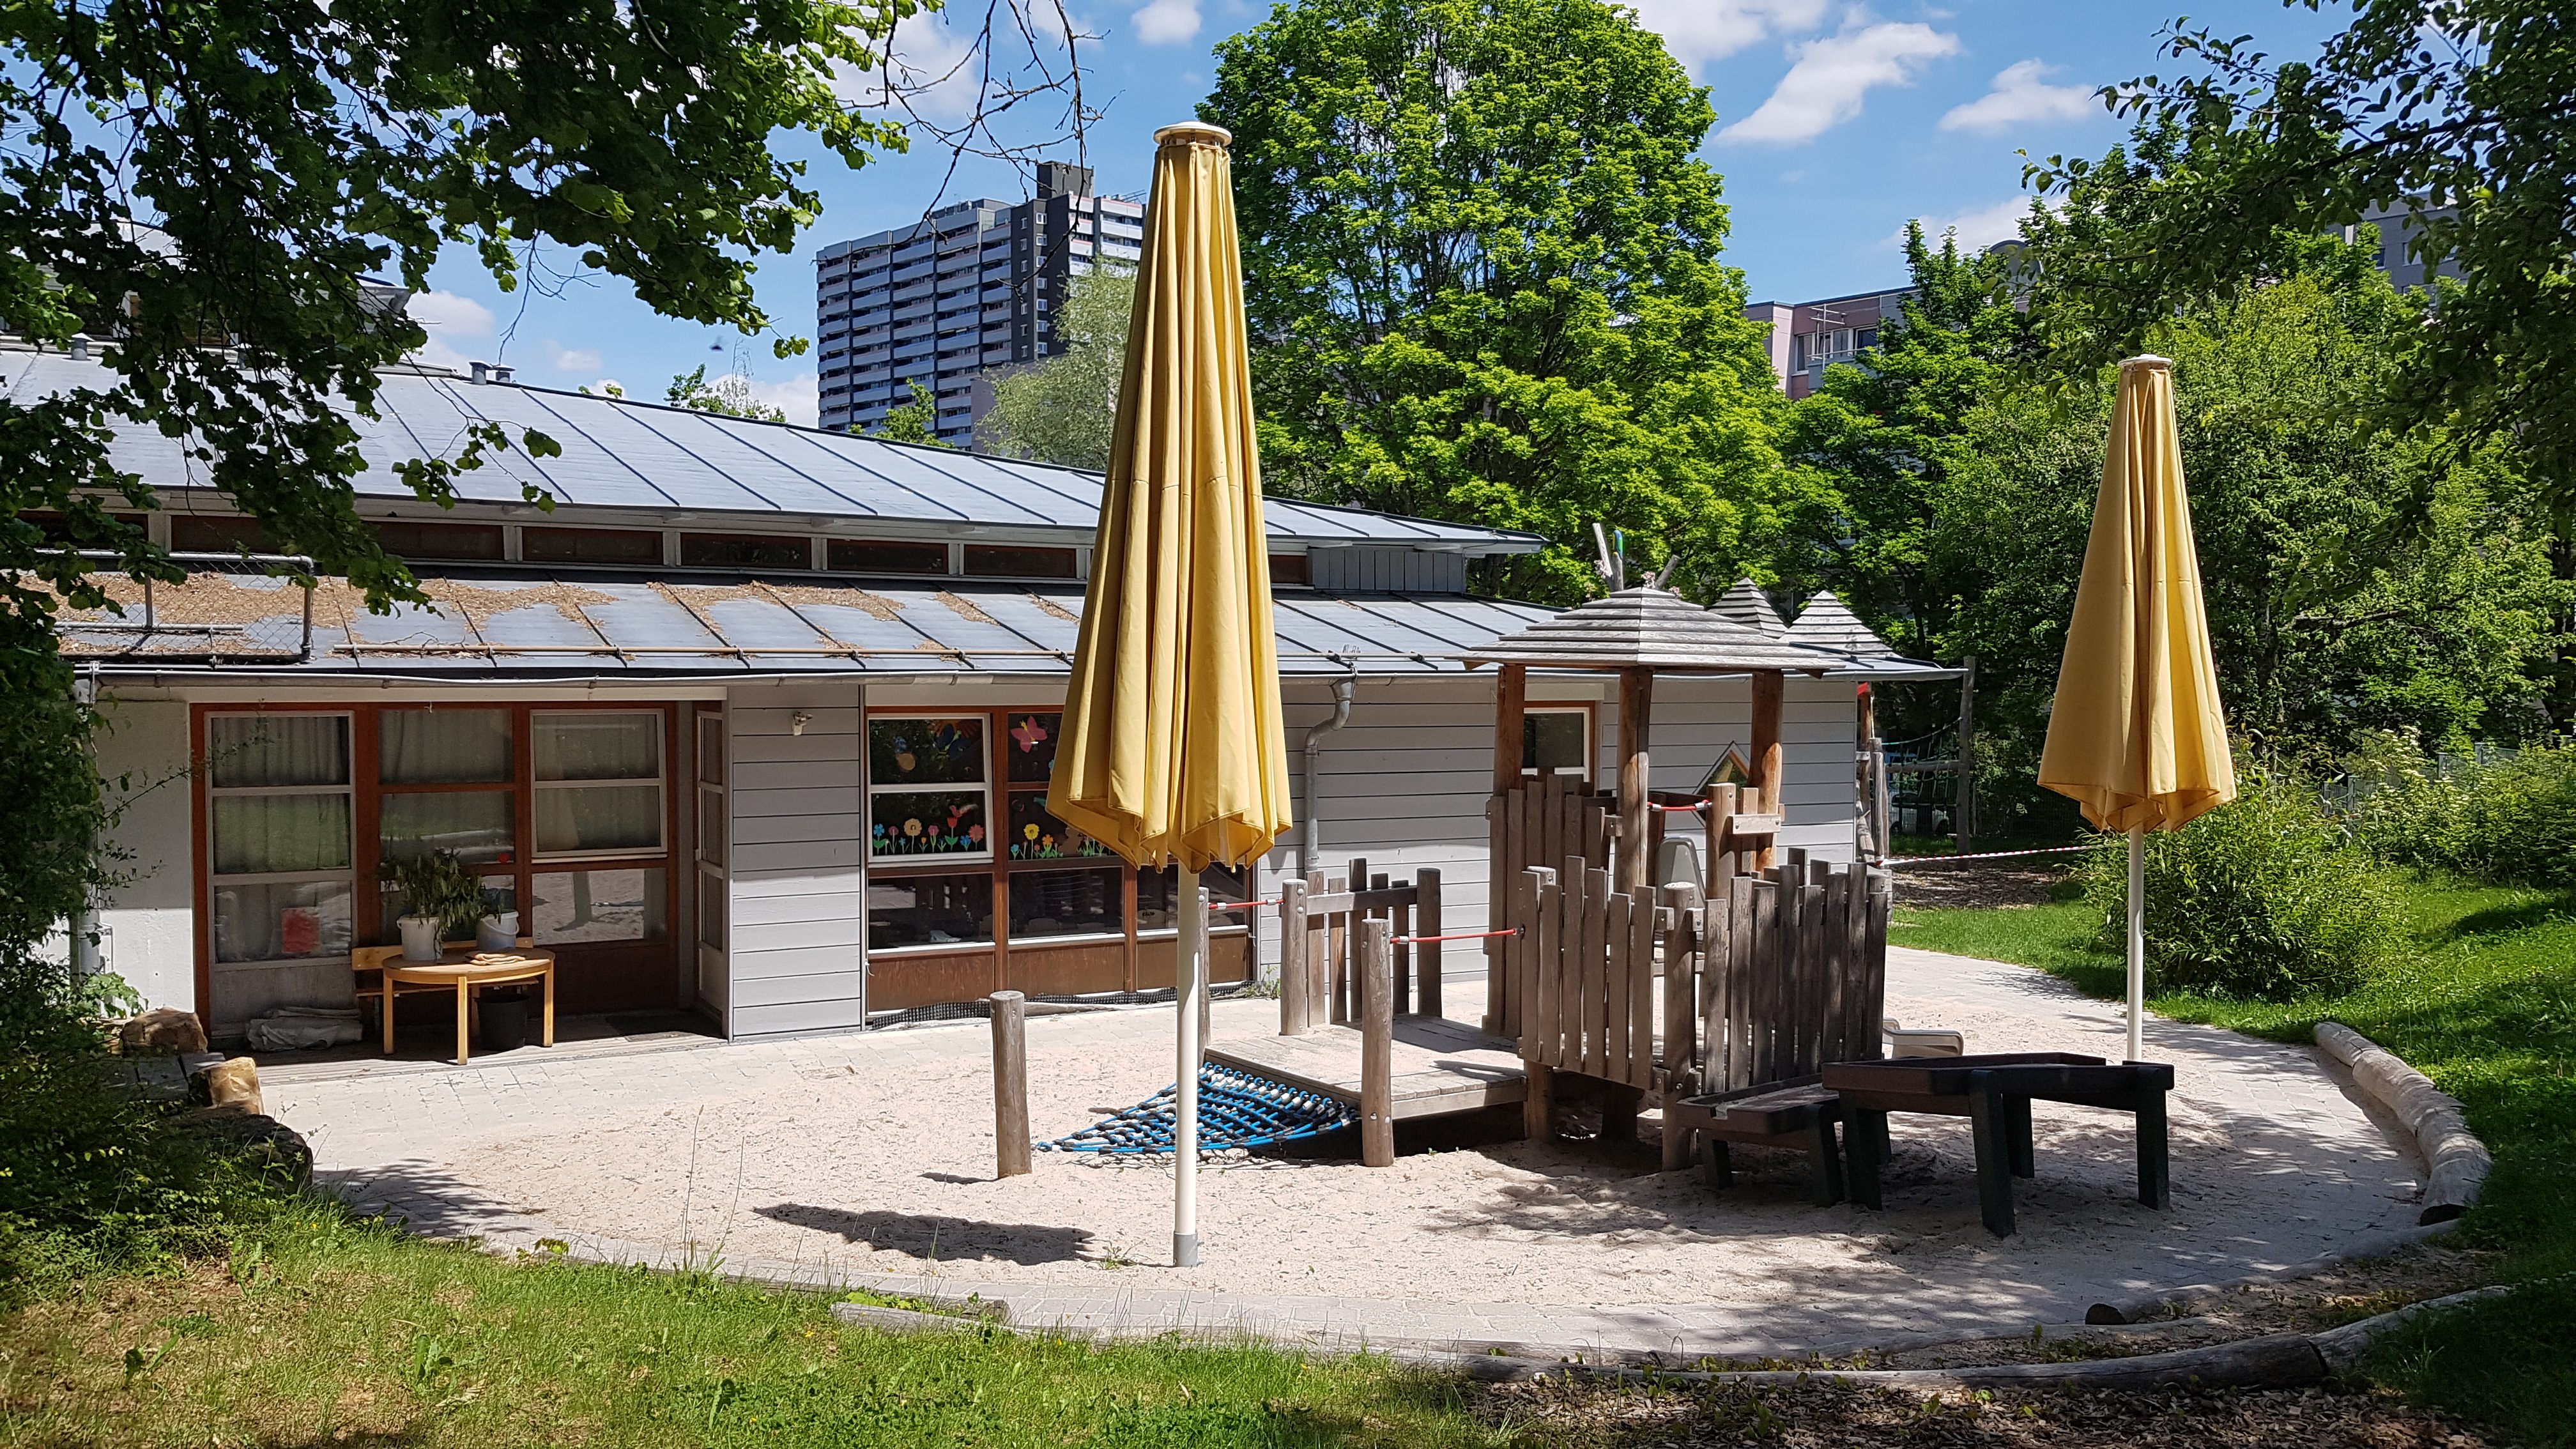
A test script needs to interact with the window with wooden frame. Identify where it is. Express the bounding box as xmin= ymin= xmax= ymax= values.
xmin=1522 ymin=704 xmax=1595 ymax=778
xmin=204 ymin=713 xmax=355 ymax=966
